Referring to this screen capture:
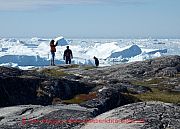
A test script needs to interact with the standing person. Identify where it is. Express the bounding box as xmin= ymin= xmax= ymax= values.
xmin=94 ymin=56 xmax=99 ymax=67
xmin=63 ymin=46 xmax=73 ymax=64
xmin=50 ymin=39 xmax=58 ymax=66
